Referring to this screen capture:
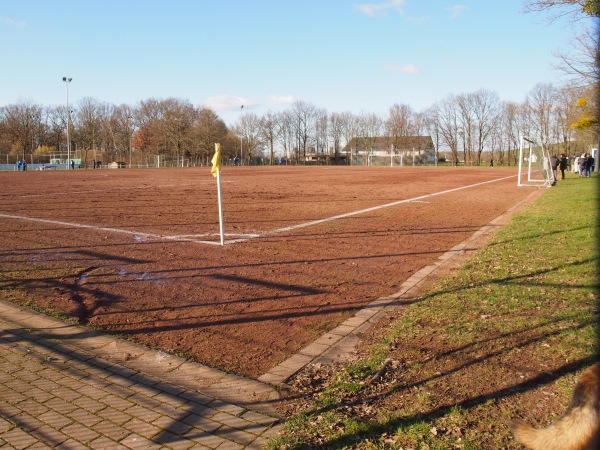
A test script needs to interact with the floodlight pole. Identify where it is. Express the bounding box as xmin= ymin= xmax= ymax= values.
xmin=128 ymin=115 xmax=133 ymax=168
xmin=63 ymin=77 xmax=72 ymax=169
xmin=239 ymin=105 xmax=244 ymax=166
